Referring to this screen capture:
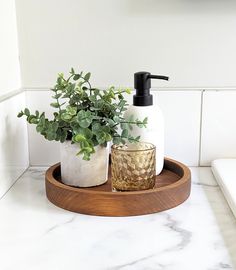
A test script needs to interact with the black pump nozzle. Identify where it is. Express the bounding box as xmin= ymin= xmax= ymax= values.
xmin=133 ymin=71 xmax=169 ymax=106
xmin=148 ymin=74 xmax=169 ymax=81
